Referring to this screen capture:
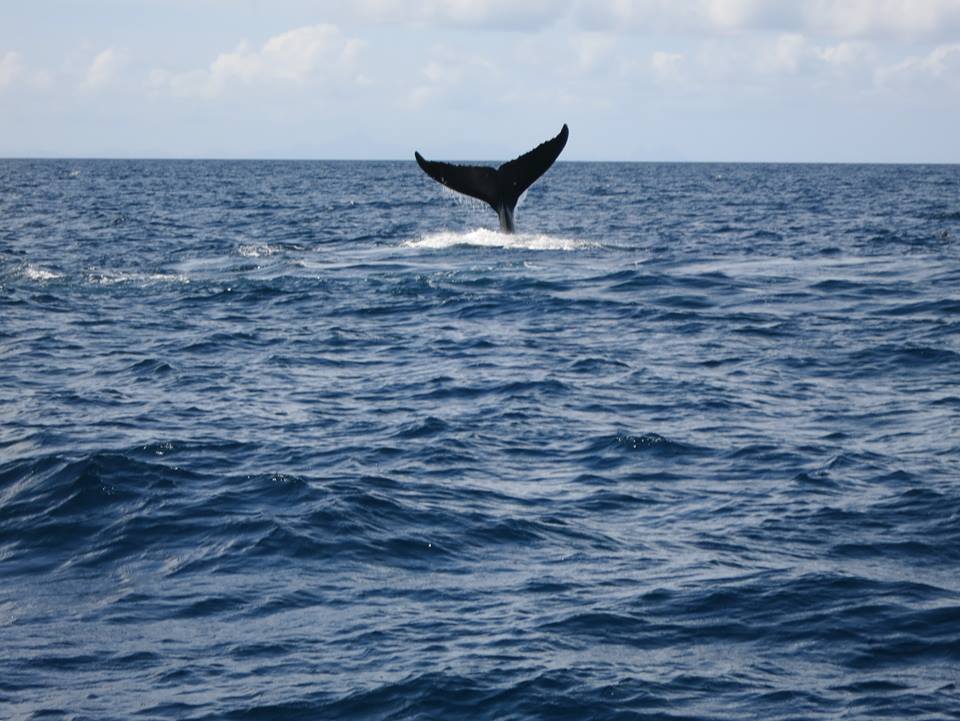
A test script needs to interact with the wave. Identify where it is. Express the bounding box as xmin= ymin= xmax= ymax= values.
xmin=14 ymin=263 xmax=187 ymax=287
xmin=404 ymin=228 xmax=592 ymax=251
xmin=237 ymin=243 xmax=278 ymax=258
xmin=21 ymin=264 xmax=63 ymax=281
xmin=86 ymin=270 xmax=189 ymax=286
